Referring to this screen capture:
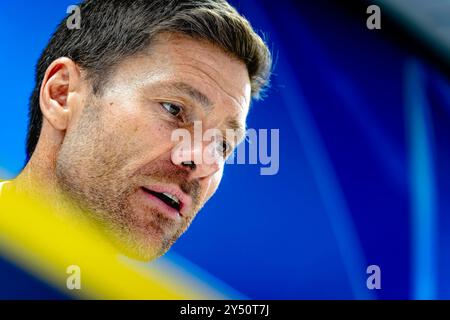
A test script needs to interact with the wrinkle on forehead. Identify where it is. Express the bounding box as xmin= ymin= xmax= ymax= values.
xmin=153 ymin=33 xmax=251 ymax=109
xmin=172 ymin=62 xmax=250 ymax=113
xmin=105 ymin=32 xmax=252 ymax=115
